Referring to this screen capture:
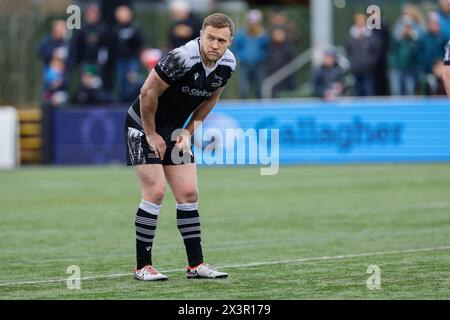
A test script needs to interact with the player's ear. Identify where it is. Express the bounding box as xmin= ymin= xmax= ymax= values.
xmin=200 ymin=29 xmax=203 ymax=38
xmin=228 ymin=36 xmax=233 ymax=48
